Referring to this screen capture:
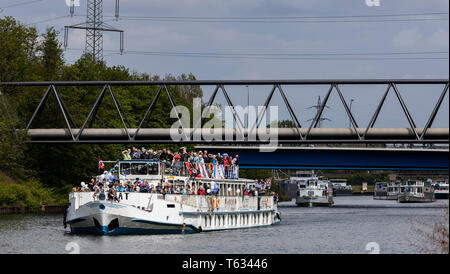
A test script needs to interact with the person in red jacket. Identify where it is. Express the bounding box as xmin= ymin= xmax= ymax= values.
xmin=197 ymin=185 xmax=206 ymax=195
xmin=223 ymin=154 xmax=230 ymax=178
xmin=243 ymin=186 xmax=250 ymax=196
